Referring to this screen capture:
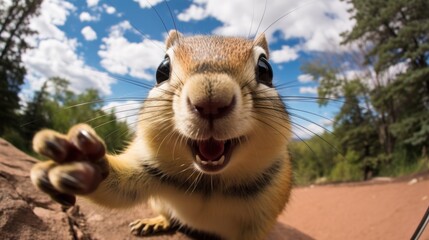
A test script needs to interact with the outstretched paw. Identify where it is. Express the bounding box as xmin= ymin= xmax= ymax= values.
xmin=30 ymin=124 xmax=109 ymax=206
xmin=129 ymin=215 xmax=172 ymax=236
